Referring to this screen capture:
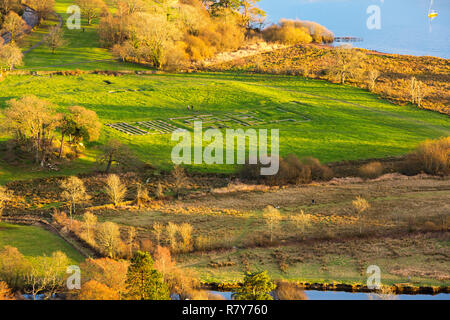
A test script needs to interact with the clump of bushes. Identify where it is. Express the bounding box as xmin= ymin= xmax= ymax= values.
xmin=358 ymin=161 xmax=384 ymax=179
xmin=274 ymin=281 xmax=307 ymax=300
xmin=102 ymin=0 xmax=245 ymax=69
xmin=263 ymin=21 xmax=312 ymax=45
xmin=240 ymin=154 xmax=333 ymax=185
xmin=401 ymin=137 xmax=450 ymax=176
xmin=263 ymin=19 xmax=334 ymax=45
